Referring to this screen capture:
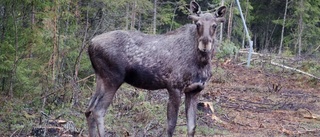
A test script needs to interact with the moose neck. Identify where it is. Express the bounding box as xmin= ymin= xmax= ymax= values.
xmin=196 ymin=50 xmax=211 ymax=67
xmin=162 ymin=24 xmax=212 ymax=67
